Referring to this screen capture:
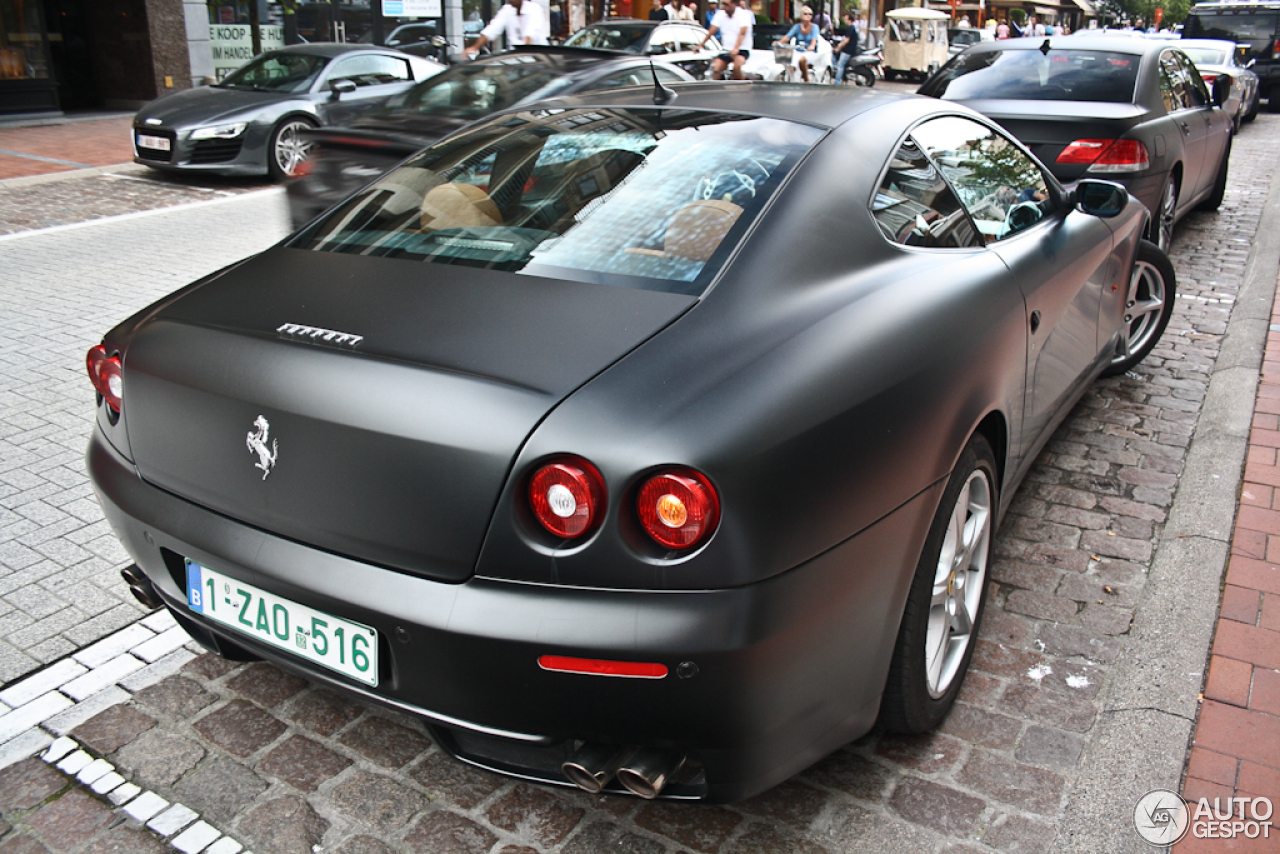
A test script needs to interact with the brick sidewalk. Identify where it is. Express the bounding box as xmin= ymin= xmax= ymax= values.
xmin=0 ymin=118 xmax=134 ymax=180
xmin=1174 ymin=269 xmax=1280 ymax=853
